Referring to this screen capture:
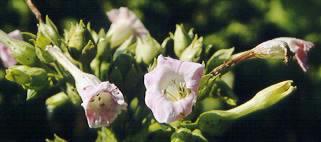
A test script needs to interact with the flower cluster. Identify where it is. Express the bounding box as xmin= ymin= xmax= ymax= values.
xmin=0 ymin=6 xmax=317 ymax=142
